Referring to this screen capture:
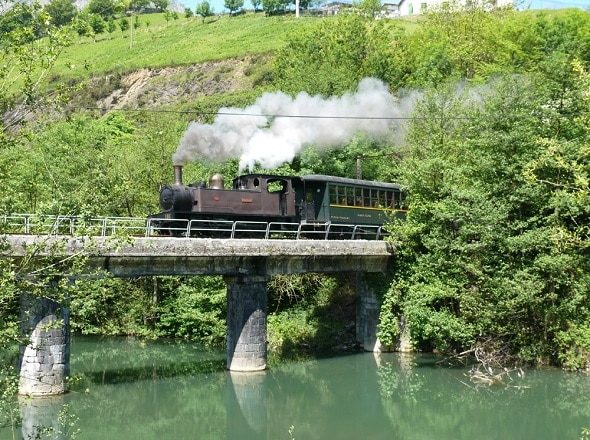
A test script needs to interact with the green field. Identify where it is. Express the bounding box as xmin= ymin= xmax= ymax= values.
xmin=51 ymin=13 xmax=319 ymax=84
